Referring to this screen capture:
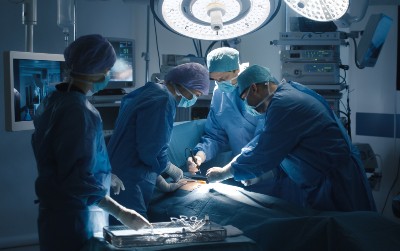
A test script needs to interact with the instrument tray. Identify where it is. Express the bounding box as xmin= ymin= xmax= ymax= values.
xmin=103 ymin=221 xmax=227 ymax=248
